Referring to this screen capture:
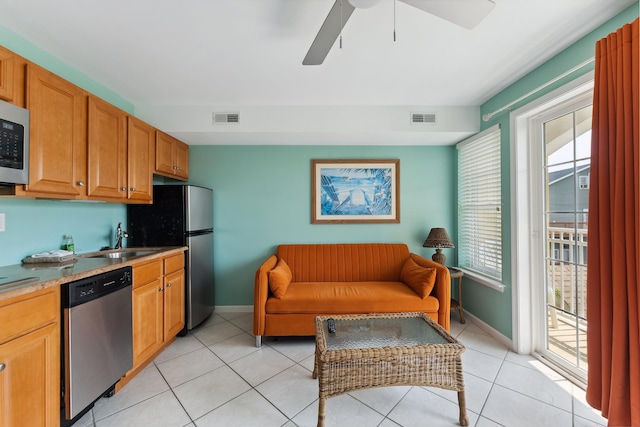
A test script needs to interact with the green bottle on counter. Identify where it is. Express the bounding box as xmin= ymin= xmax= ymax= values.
xmin=62 ymin=235 xmax=75 ymax=253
